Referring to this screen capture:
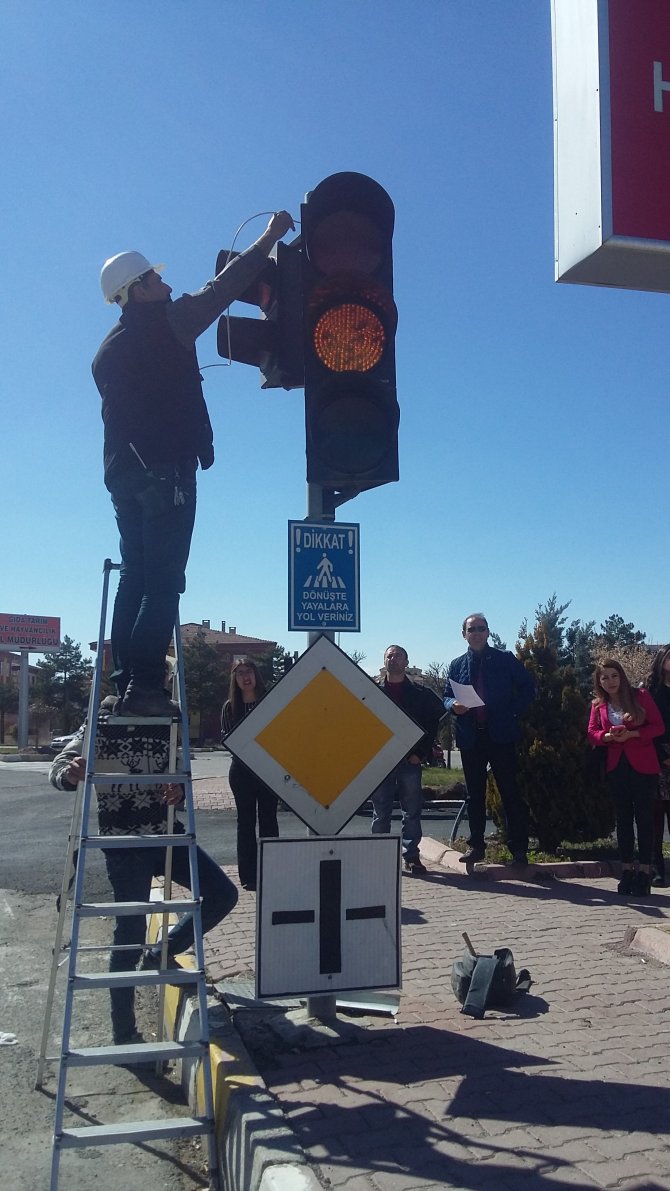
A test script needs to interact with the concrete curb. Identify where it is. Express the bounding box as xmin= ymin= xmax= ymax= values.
xmin=626 ymin=922 xmax=670 ymax=965
xmin=421 ymin=837 xmax=670 ymax=967
xmin=420 ymin=835 xmax=613 ymax=879
xmin=163 ymin=993 xmax=318 ymax=1191
xmin=149 ymin=893 xmax=320 ymax=1191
